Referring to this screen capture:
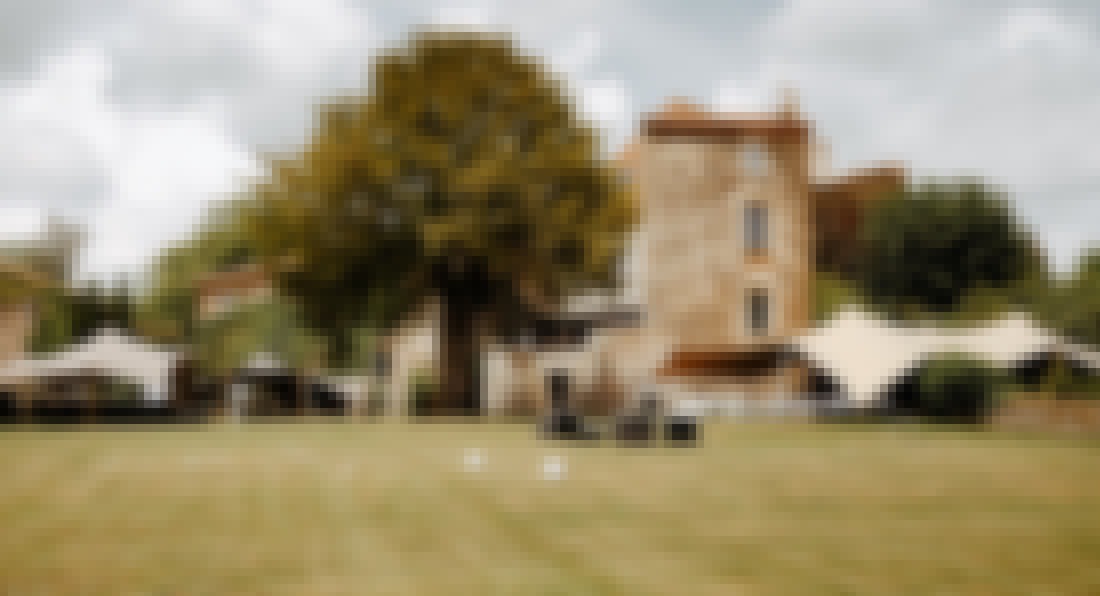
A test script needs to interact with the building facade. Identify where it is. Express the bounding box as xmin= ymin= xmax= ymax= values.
xmin=588 ymin=97 xmax=905 ymax=408
xmin=0 ymin=258 xmax=46 ymax=367
xmin=191 ymin=96 xmax=906 ymax=415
